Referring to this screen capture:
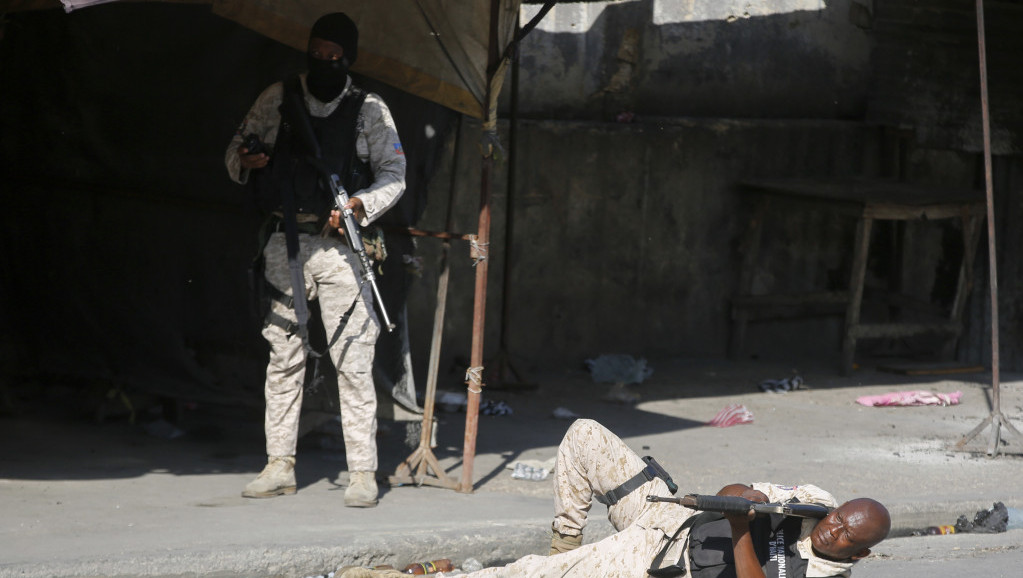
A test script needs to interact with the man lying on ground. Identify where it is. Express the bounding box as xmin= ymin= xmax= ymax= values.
xmin=337 ymin=418 xmax=891 ymax=578
xmin=459 ymin=418 xmax=889 ymax=578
